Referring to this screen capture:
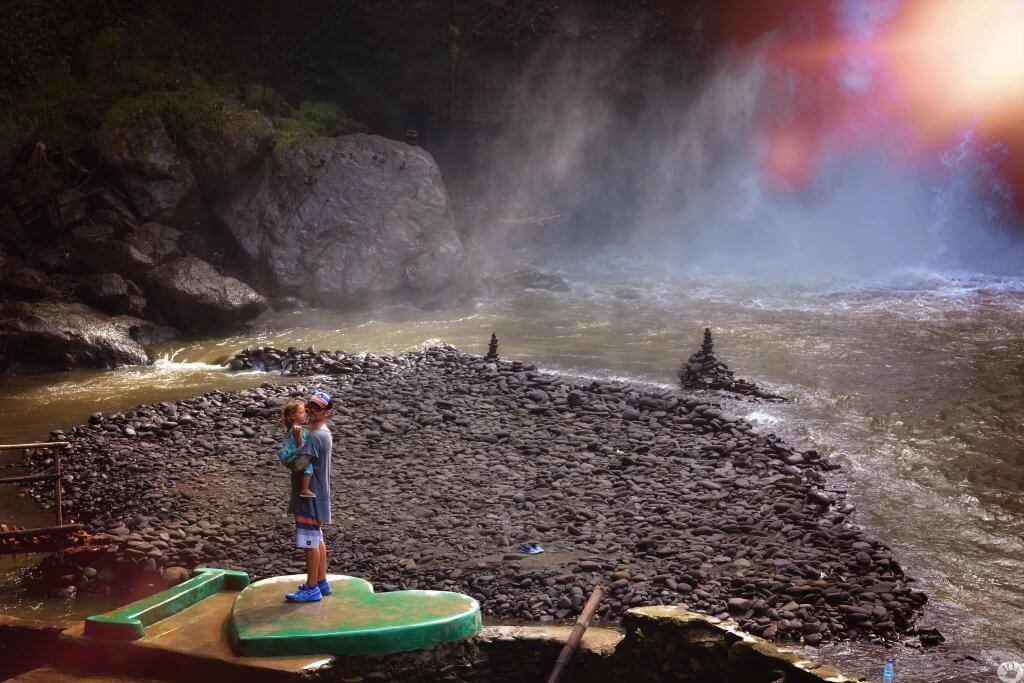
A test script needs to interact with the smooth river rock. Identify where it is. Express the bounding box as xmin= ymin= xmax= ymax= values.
xmin=145 ymin=256 xmax=268 ymax=334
